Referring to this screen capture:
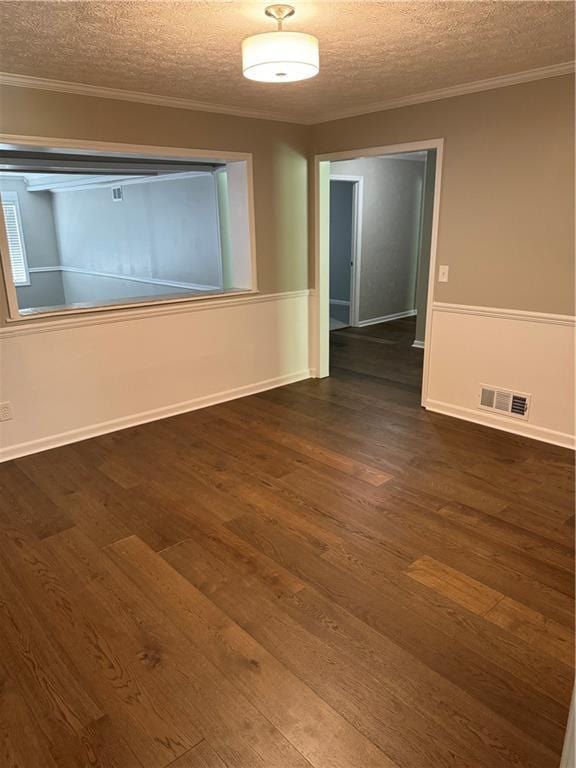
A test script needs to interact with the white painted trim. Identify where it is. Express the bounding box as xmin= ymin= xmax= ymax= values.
xmin=560 ymin=691 xmax=575 ymax=768
xmin=26 ymin=170 xmax=212 ymax=193
xmin=314 ymin=138 xmax=444 ymax=397
xmin=329 ymin=299 xmax=350 ymax=306
xmin=357 ymin=309 xmax=417 ymax=327
xmin=0 ymin=72 xmax=301 ymax=125
xmin=0 ymin=289 xmax=310 ymax=338
xmin=420 ymin=144 xmax=444 ymax=406
xmin=0 ymin=134 xmax=253 ymax=165
xmin=211 ymin=170 xmax=225 ymax=289
xmin=412 ymin=340 xmax=425 ymax=349
xmin=12 ymin=287 xmax=257 ymax=322
xmin=312 ymin=163 xmax=330 ymax=378
xmin=330 ymin=174 xmax=364 ymax=328
xmin=432 ymin=302 xmax=576 ymax=327
xmin=425 ymin=399 xmax=575 ymax=450
xmin=316 ymin=139 xmax=445 ymax=165
xmin=28 ymin=265 xmax=219 ymax=291
xmin=27 ymin=265 xmax=220 ymax=292
xmin=0 ymin=134 xmax=257 ymax=321
xmin=1 ymin=63 xmax=573 ymax=126
xmin=350 ymin=176 xmax=363 ymax=328
xmin=0 ymin=368 xmax=312 ymax=463
xmin=386 ymin=153 xmax=427 ymax=163
xmin=313 ymin=62 xmax=575 ymax=123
